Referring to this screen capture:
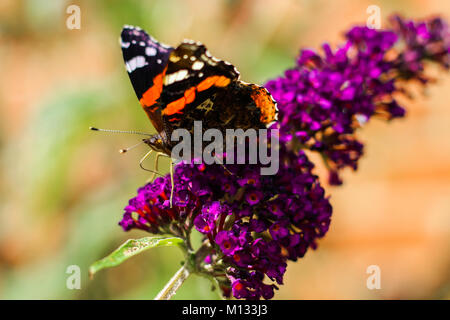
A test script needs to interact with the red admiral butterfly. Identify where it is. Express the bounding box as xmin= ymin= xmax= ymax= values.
xmin=120 ymin=25 xmax=278 ymax=156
